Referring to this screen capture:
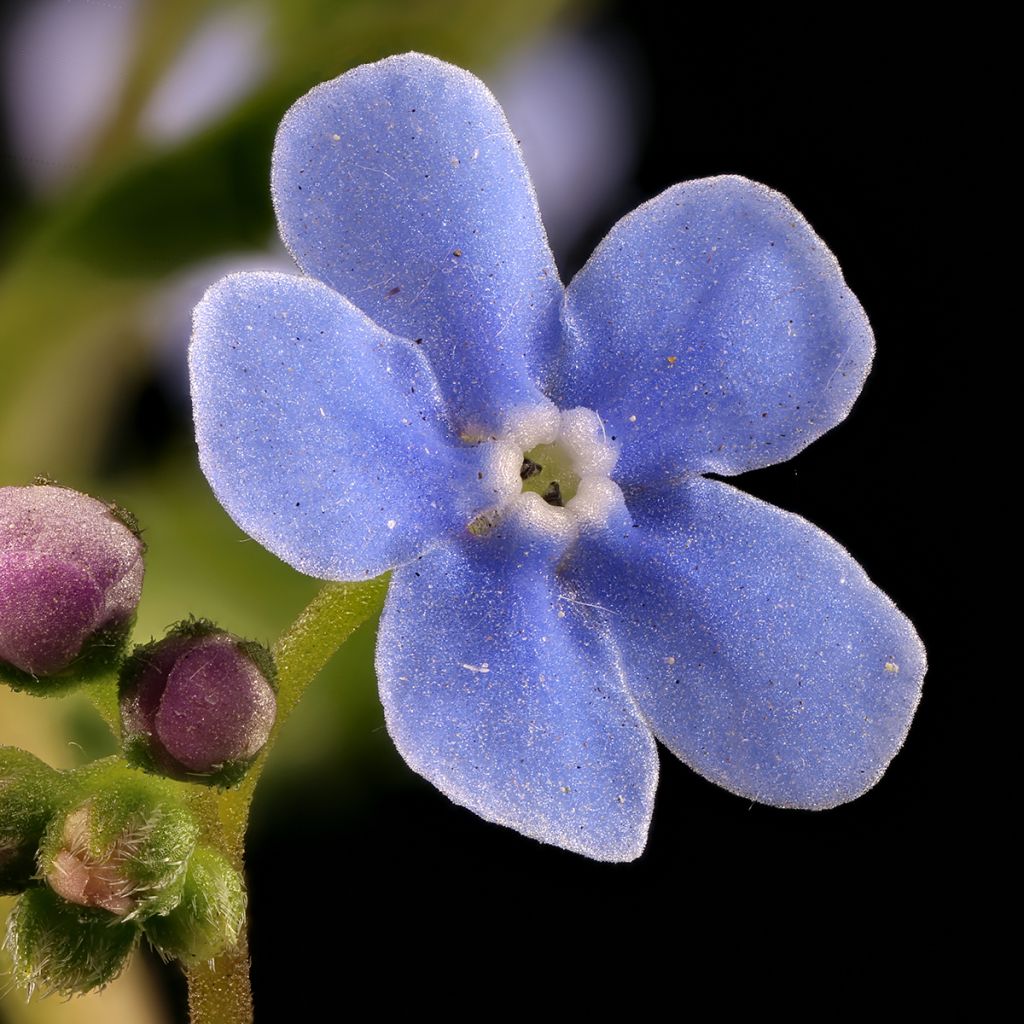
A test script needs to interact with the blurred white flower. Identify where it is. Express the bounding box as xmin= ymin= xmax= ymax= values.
xmin=493 ymin=30 xmax=646 ymax=259
xmin=139 ymin=3 xmax=269 ymax=145
xmin=3 ymin=0 xmax=270 ymax=193
xmin=4 ymin=0 xmax=139 ymax=193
